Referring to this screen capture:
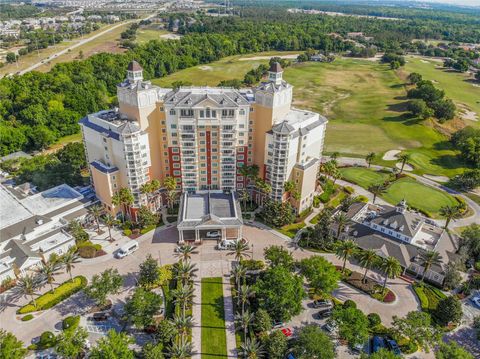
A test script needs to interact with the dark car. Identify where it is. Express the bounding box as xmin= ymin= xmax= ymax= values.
xmin=386 ymin=339 xmax=401 ymax=355
xmin=92 ymin=312 xmax=108 ymax=321
xmin=372 ymin=336 xmax=386 ymax=353
xmin=316 ymin=308 xmax=333 ymax=318
xmin=313 ymin=299 xmax=332 ymax=308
